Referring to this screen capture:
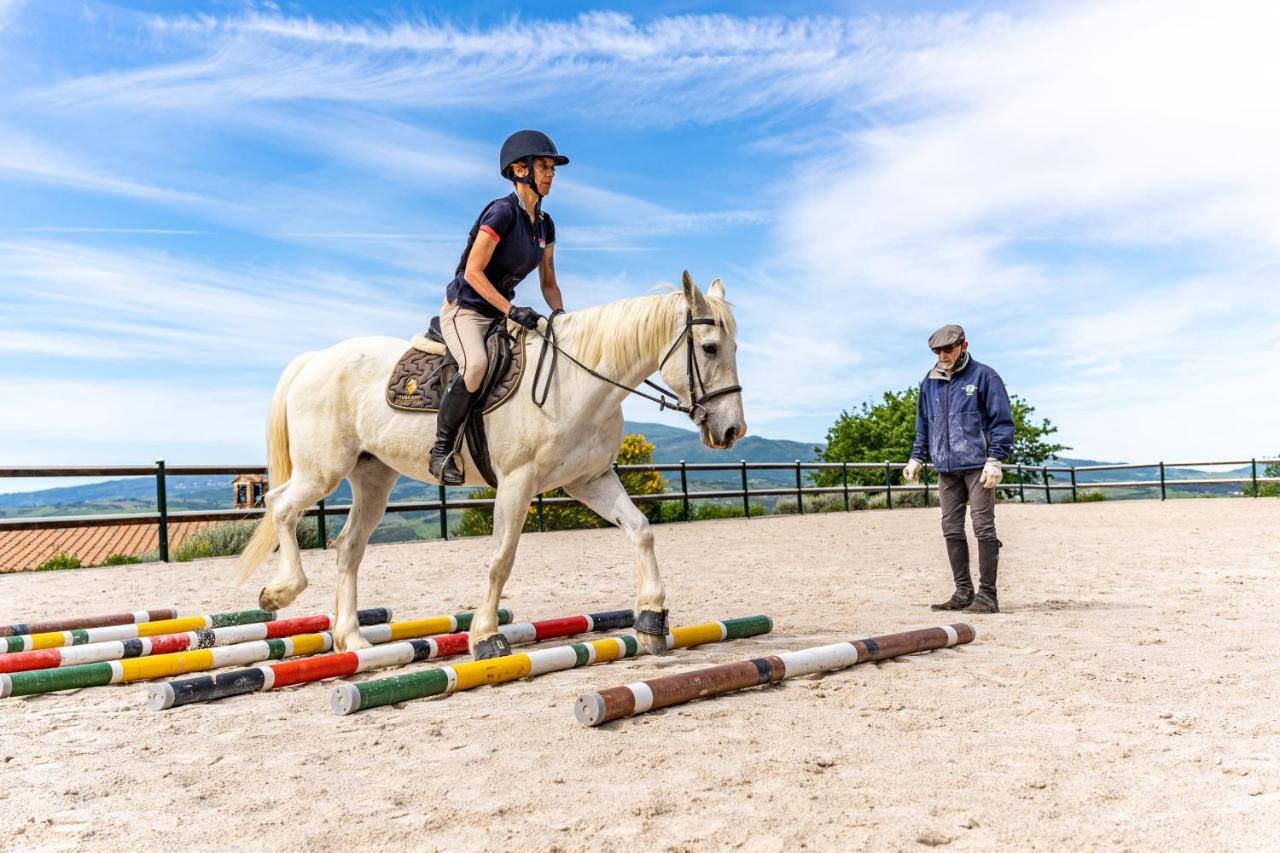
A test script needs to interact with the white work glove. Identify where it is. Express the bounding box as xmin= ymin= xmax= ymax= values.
xmin=980 ymin=458 xmax=1004 ymax=489
xmin=903 ymin=458 xmax=924 ymax=483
